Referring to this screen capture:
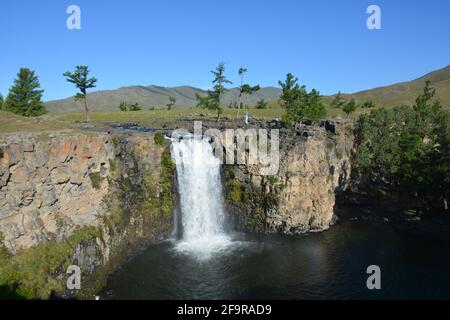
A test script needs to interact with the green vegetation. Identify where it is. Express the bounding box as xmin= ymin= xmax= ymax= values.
xmin=223 ymin=167 xmax=245 ymax=204
xmin=137 ymin=153 xmax=175 ymax=230
xmin=0 ymin=227 xmax=101 ymax=299
xmin=4 ymin=68 xmax=46 ymax=117
xmin=330 ymin=91 xmax=346 ymax=109
xmin=342 ymin=99 xmax=359 ymax=117
xmin=109 ymin=159 xmax=118 ymax=172
xmin=159 ymin=149 xmax=176 ymax=216
xmin=103 ymin=140 xmax=175 ymax=241
xmin=223 ymin=166 xmax=284 ymax=232
xmin=89 ymin=172 xmax=104 ymax=190
xmin=354 ymin=81 xmax=450 ymax=211
xmin=154 ymin=132 xmax=165 ymax=145
xmin=278 ymin=73 xmax=326 ymax=124
xmin=166 ymin=96 xmax=176 ymax=110
xmin=227 ymin=179 xmax=243 ymax=203
xmin=118 ymin=101 xmax=142 ymax=111
xmin=236 ymin=67 xmax=260 ymax=118
xmin=334 ymin=66 xmax=450 ymax=109
xmin=63 ymin=66 xmax=98 ymax=122
xmin=0 ymin=107 xmax=286 ymax=134
xmin=195 ymin=62 xmax=233 ymax=122
xmin=111 ymin=137 xmax=120 ymax=148
xmin=361 ymin=100 xmax=376 ymax=109
xmin=0 ymin=93 xmax=3 ymax=110
xmin=255 ymin=99 xmax=268 ymax=109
